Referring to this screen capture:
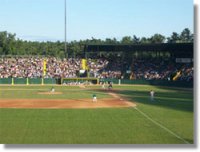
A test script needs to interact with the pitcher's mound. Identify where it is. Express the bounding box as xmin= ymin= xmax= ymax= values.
xmin=37 ymin=92 xmax=63 ymax=95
